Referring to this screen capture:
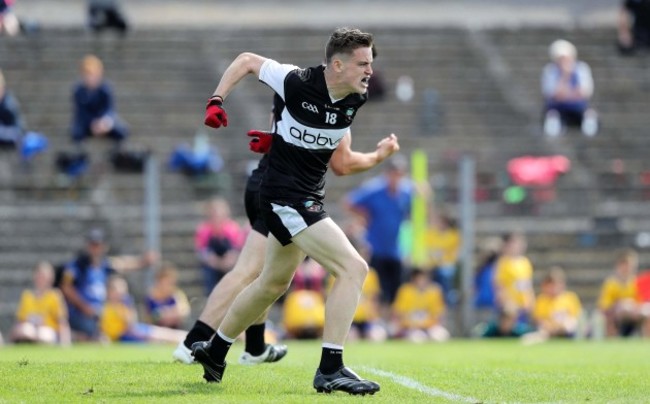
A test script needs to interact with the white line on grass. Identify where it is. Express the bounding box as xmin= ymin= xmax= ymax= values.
xmin=361 ymin=366 xmax=481 ymax=403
